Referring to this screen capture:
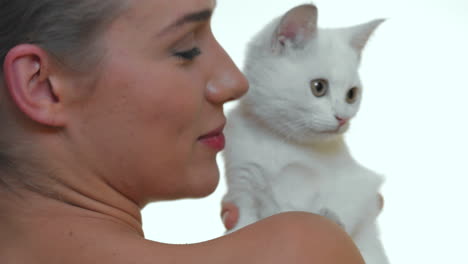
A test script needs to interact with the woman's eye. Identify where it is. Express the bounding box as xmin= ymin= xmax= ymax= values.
xmin=173 ymin=47 xmax=202 ymax=61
